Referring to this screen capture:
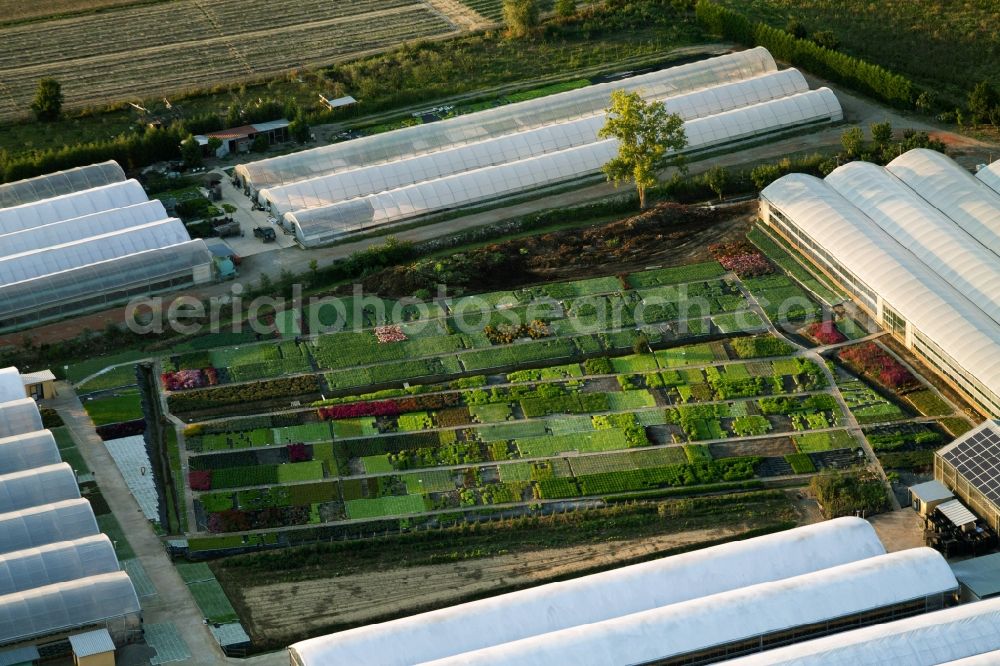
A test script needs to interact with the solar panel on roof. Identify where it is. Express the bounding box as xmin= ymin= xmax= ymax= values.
xmin=942 ymin=425 xmax=1000 ymax=503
